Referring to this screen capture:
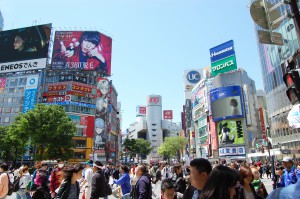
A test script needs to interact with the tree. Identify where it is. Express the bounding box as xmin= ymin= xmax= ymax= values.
xmin=123 ymin=138 xmax=153 ymax=161
xmin=8 ymin=104 xmax=76 ymax=160
xmin=158 ymin=136 xmax=187 ymax=162
xmin=0 ymin=126 xmax=27 ymax=163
